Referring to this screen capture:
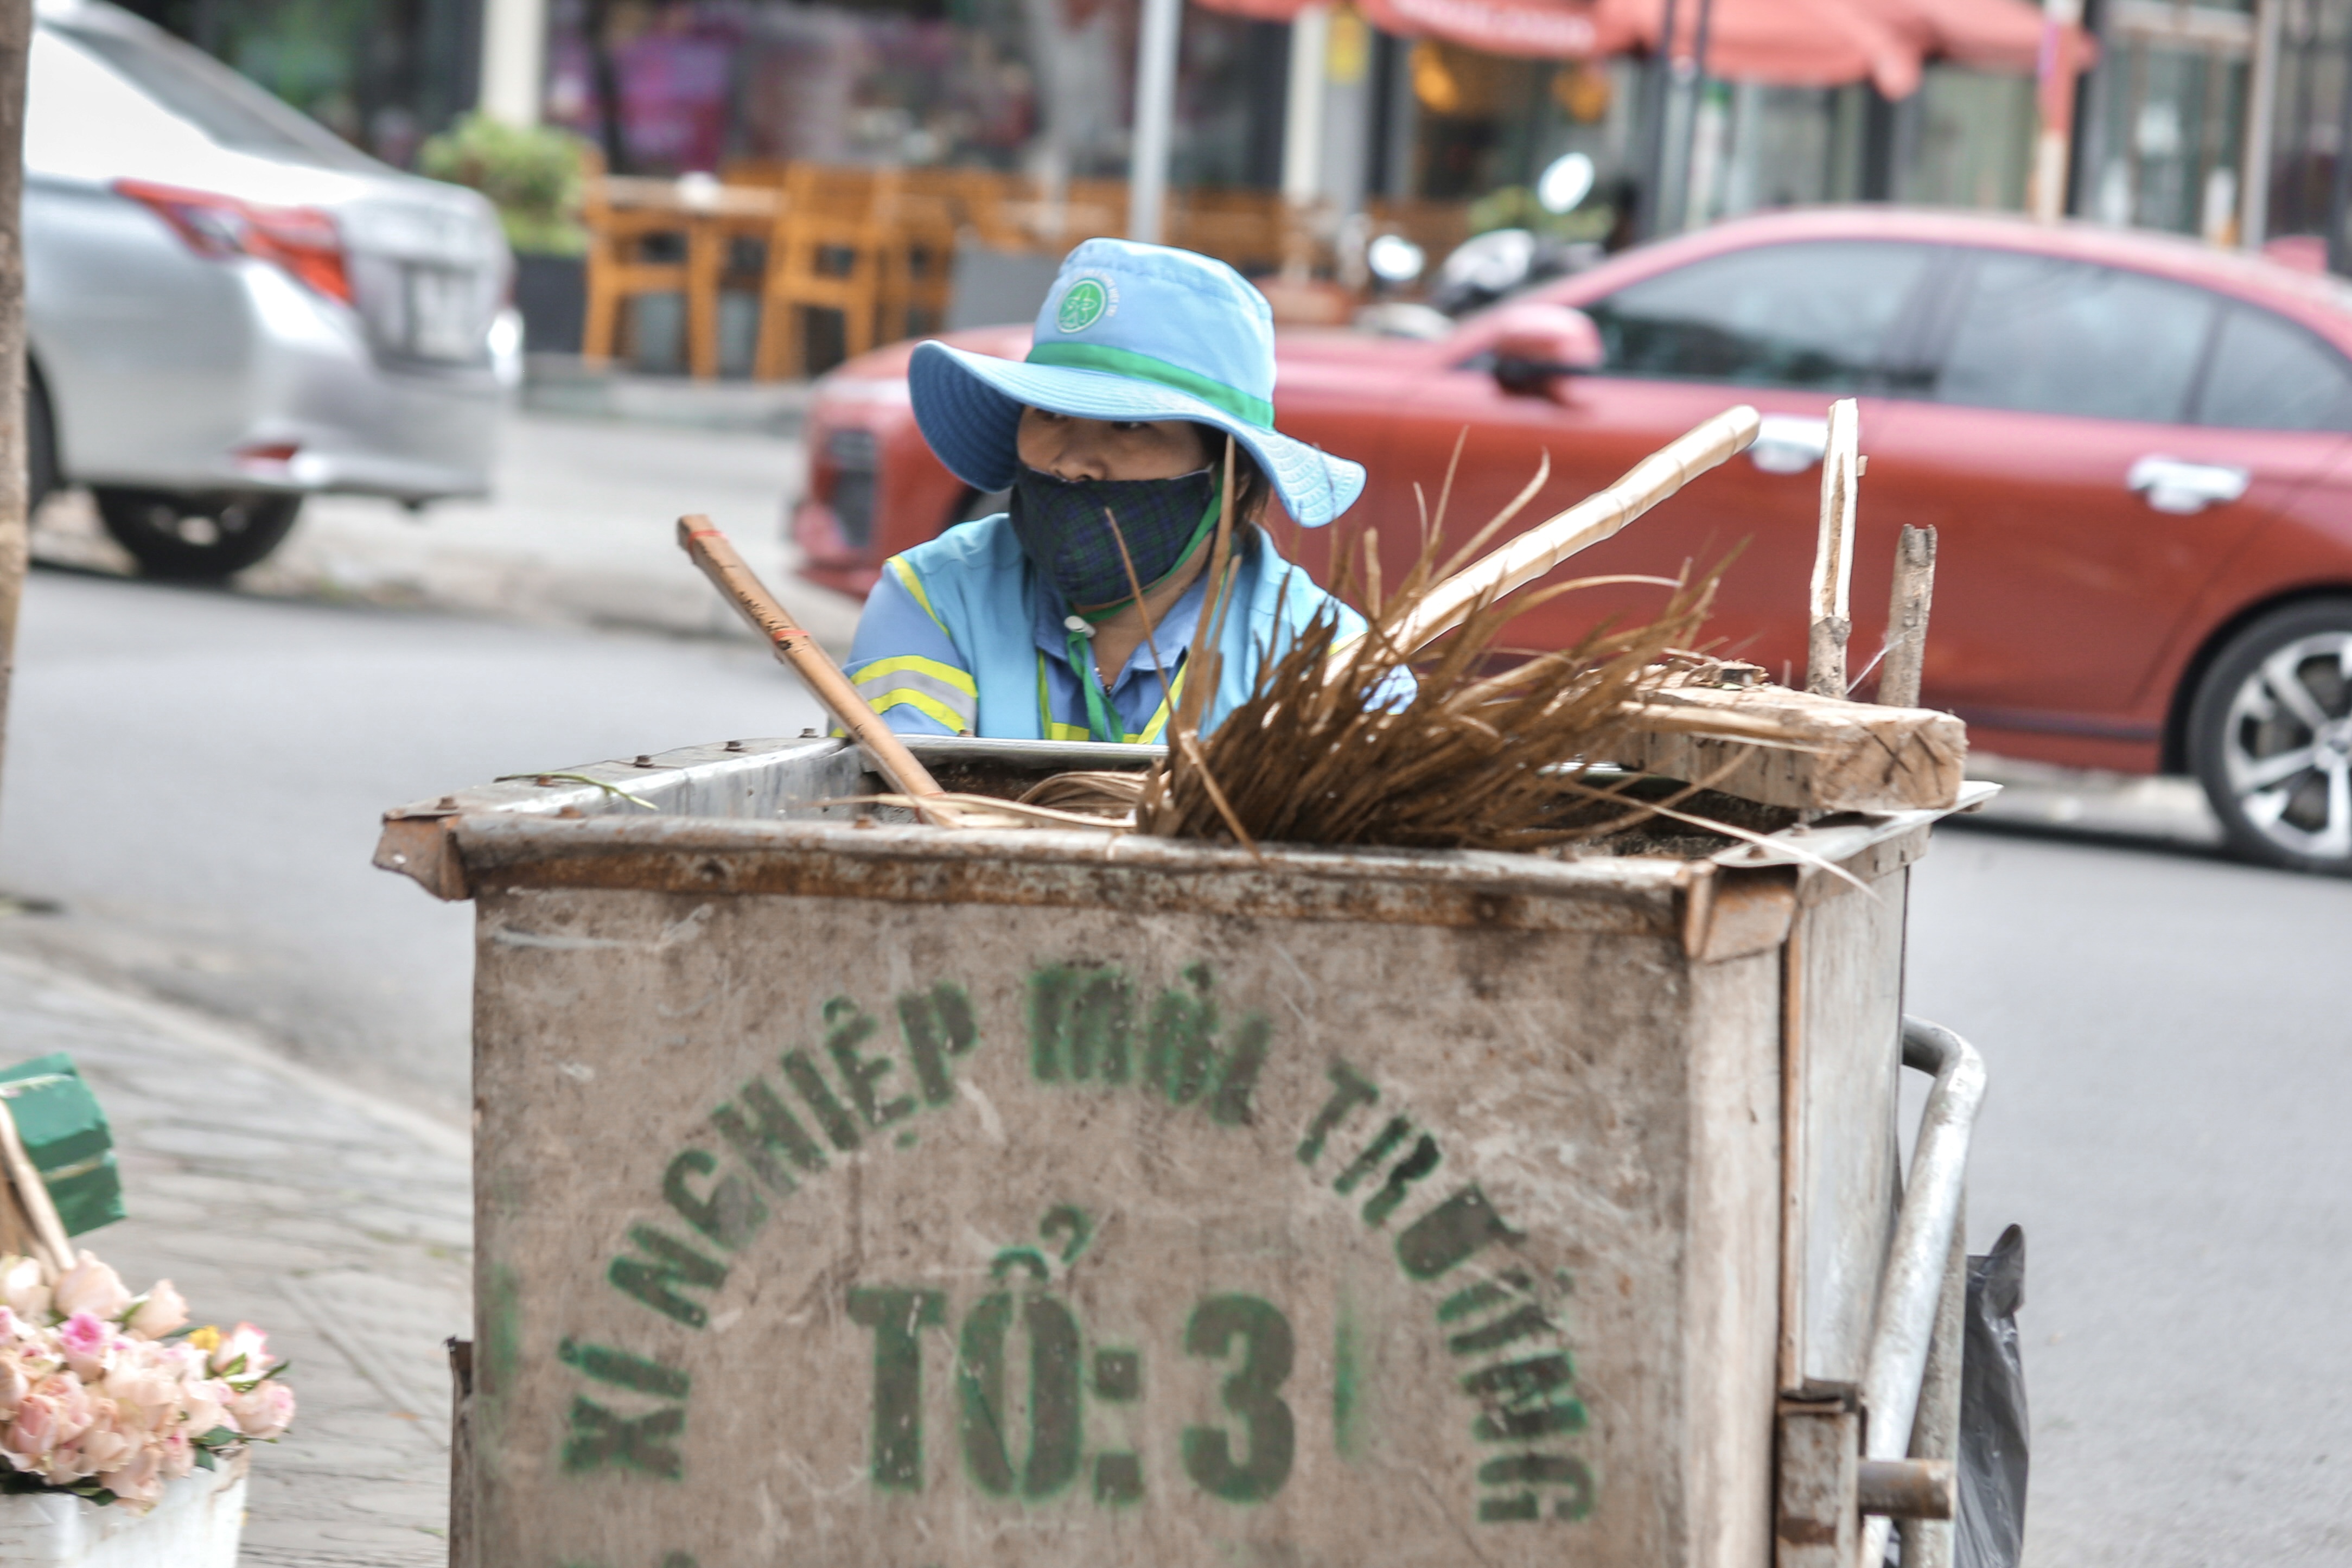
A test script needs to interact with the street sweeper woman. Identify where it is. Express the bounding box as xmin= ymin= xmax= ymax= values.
xmin=843 ymin=238 xmax=1380 ymax=742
